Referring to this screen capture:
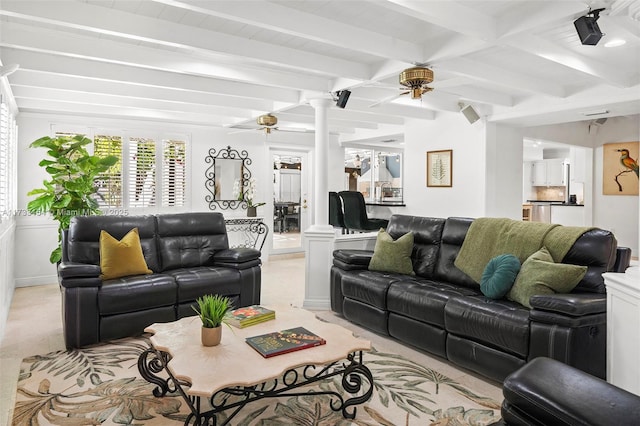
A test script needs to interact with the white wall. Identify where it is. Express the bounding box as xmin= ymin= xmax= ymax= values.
xmin=485 ymin=124 xmax=525 ymax=219
xmin=15 ymin=112 xmax=319 ymax=286
xmin=593 ymin=116 xmax=640 ymax=256
xmin=403 ymin=113 xmax=488 ymax=218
